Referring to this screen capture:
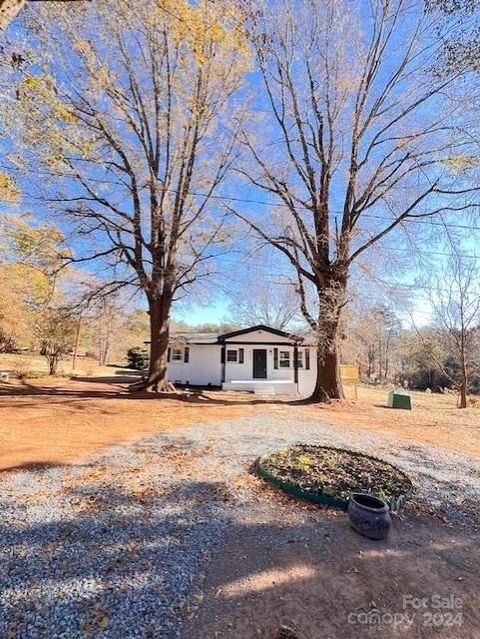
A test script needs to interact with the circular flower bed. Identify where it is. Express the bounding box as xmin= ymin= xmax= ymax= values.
xmin=258 ymin=445 xmax=413 ymax=511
